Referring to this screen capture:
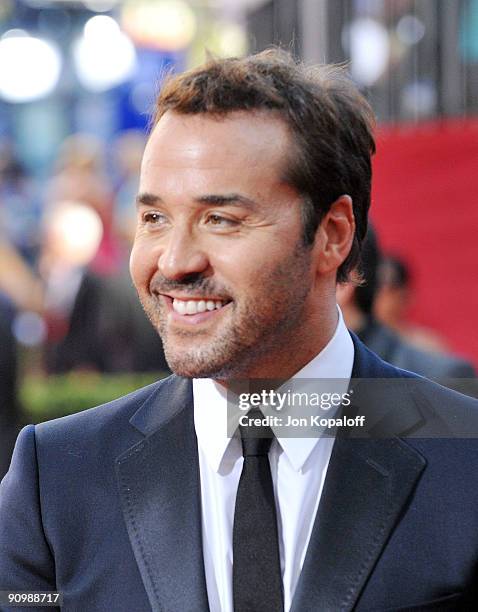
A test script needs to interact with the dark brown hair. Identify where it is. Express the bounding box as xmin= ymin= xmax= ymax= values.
xmin=153 ymin=48 xmax=376 ymax=282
